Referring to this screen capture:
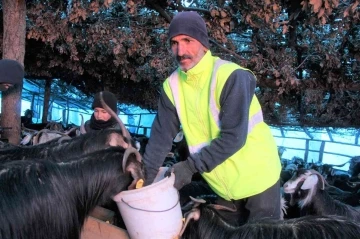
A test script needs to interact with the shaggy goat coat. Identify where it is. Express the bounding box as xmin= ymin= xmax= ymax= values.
xmin=181 ymin=204 xmax=360 ymax=239
xmin=0 ymin=147 xmax=144 ymax=239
